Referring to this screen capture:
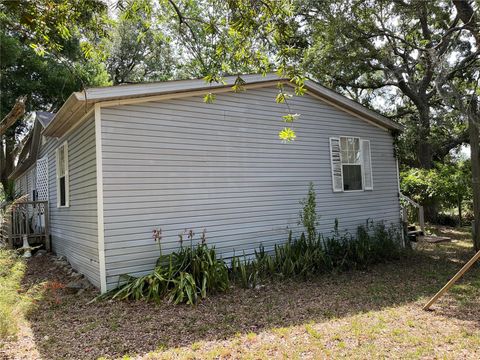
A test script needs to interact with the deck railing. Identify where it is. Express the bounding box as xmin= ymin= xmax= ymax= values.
xmin=399 ymin=193 xmax=425 ymax=234
xmin=1 ymin=200 xmax=50 ymax=250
